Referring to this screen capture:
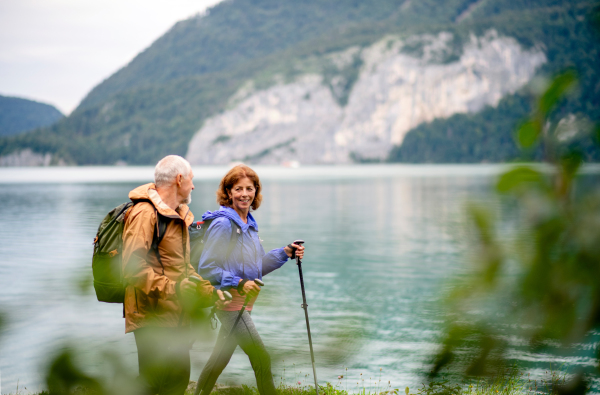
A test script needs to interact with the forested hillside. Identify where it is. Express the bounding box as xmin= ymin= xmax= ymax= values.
xmin=0 ymin=0 xmax=598 ymax=165
xmin=0 ymin=95 xmax=63 ymax=137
